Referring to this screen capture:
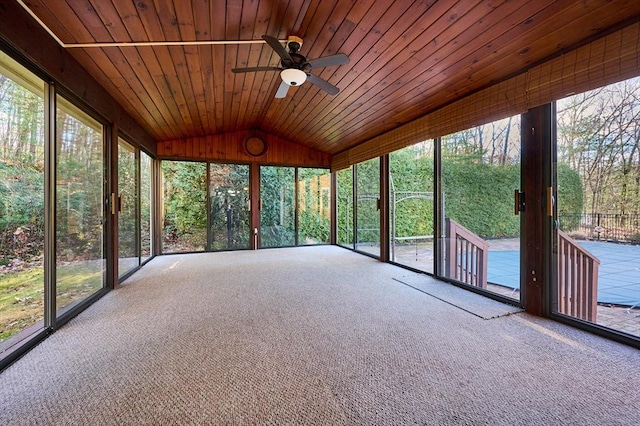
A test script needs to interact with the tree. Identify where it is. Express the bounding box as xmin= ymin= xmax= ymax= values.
xmin=557 ymin=77 xmax=640 ymax=214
